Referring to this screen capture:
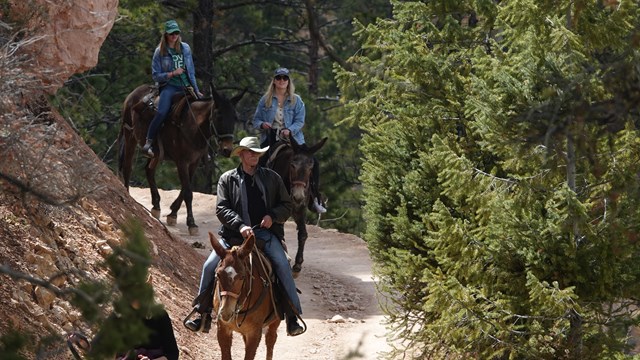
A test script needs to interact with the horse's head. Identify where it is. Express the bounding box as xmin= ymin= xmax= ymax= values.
xmin=209 ymin=231 xmax=254 ymax=322
xmin=289 ymin=137 xmax=328 ymax=203
xmin=210 ymin=86 xmax=247 ymax=157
